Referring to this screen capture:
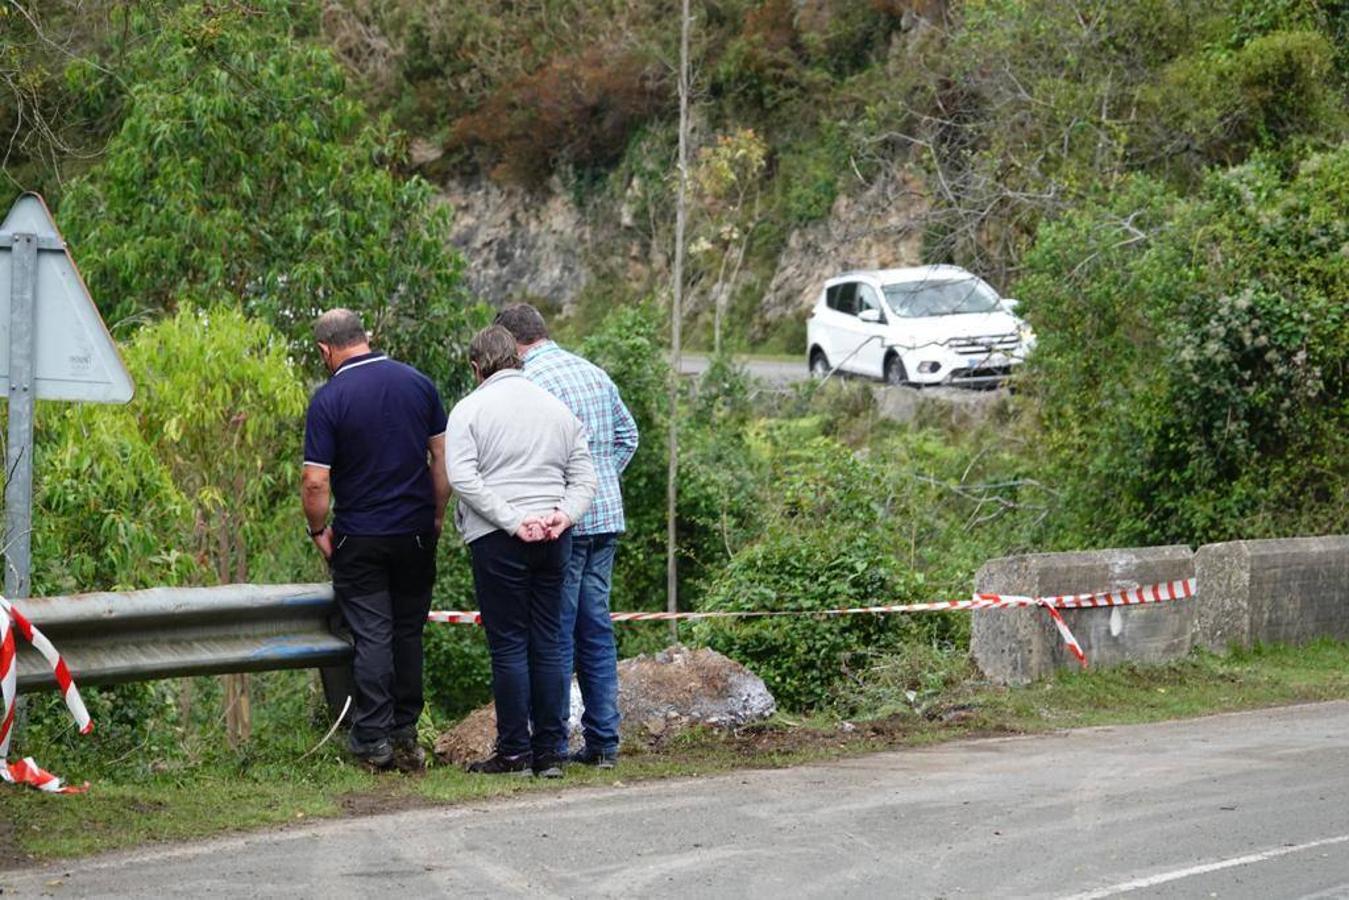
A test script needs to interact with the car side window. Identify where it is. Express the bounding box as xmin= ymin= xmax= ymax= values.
xmin=832 ymin=282 xmax=858 ymax=315
xmin=857 ymin=284 xmax=884 ymax=320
